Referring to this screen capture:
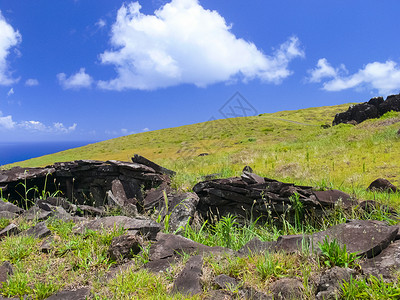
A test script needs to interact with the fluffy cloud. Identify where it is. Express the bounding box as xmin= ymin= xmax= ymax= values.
xmin=98 ymin=0 xmax=304 ymax=90
xmin=7 ymin=88 xmax=14 ymax=96
xmin=57 ymin=68 xmax=93 ymax=90
xmin=308 ymin=59 xmax=400 ymax=95
xmin=0 ymin=11 xmax=21 ymax=85
xmin=0 ymin=111 xmax=77 ymax=133
xmin=0 ymin=111 xmax=15 ymax=129
xmin=25 ymin=78 xmax=39 ymax=86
